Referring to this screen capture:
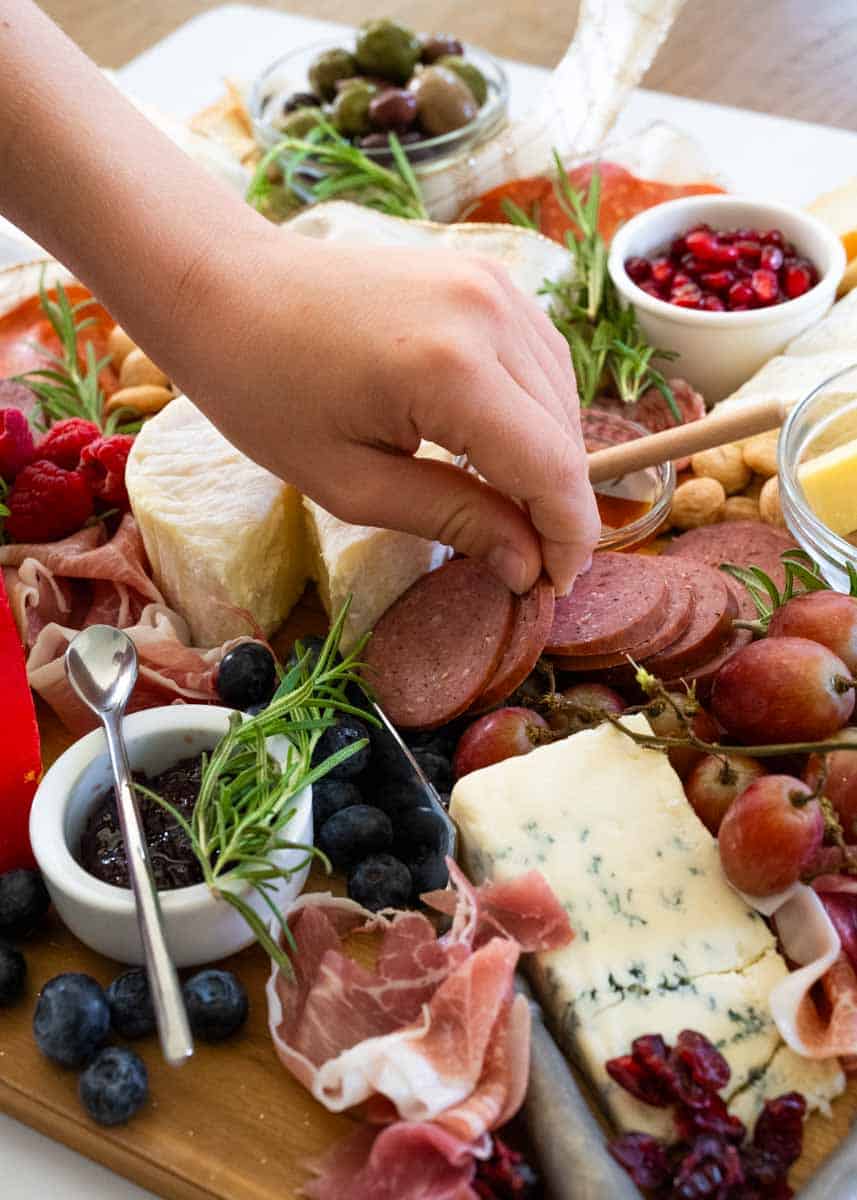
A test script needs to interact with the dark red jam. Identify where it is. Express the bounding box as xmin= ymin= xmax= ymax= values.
xmin=625 ymin=224 xmax=819 ymax=312
xmin=78 ymin=755 xmax=204 ymax=891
